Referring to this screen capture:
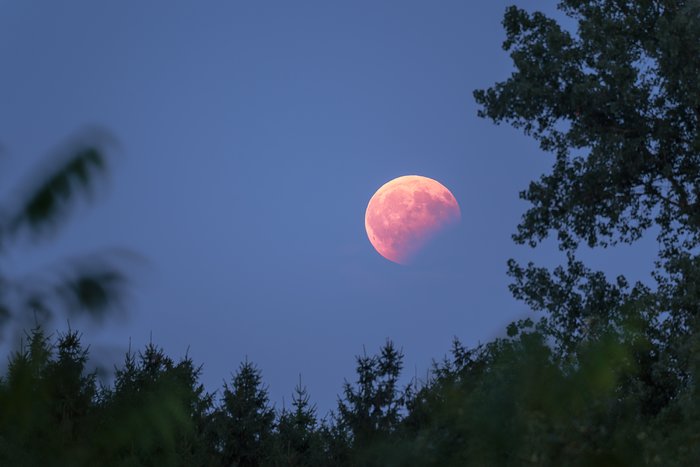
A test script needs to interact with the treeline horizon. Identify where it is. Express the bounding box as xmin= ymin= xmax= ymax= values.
xmin=1 ymin=314 xmax=688 ymax=466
